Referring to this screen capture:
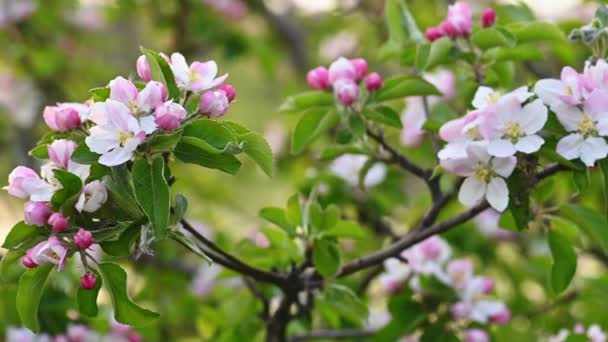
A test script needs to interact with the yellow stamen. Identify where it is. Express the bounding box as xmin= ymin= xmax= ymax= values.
xmin=504 ymin=121 xmax=524 ymax=139
xmin=486 ymin=91 xmax=500 ymax=104
xmin=474 ymin=163 xmax=491 ymax=183
xmin=578 ymin=114 xmax=595 ymax=135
